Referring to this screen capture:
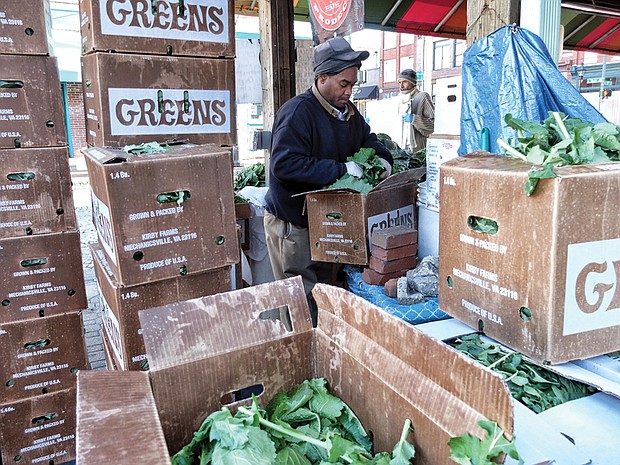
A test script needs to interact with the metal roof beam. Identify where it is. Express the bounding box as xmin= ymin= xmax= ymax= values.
xmin=590 ymin=22 xmax=620 ymax=48
xmin=563 ymin=2 xmax=620 ymax=18
xmin=382 ymin=0 xmax=404 ymax=26
xmin=564 ymin=14 xmax=597 ymax=41
xmin=434 ymin=0 xmax=465 ymax=32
